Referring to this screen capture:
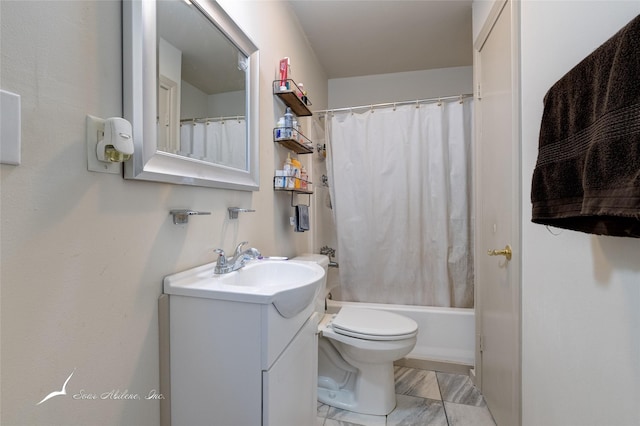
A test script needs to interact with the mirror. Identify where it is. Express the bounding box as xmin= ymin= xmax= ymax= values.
xmin=123 ymin=0 xmax=260 ymax=190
